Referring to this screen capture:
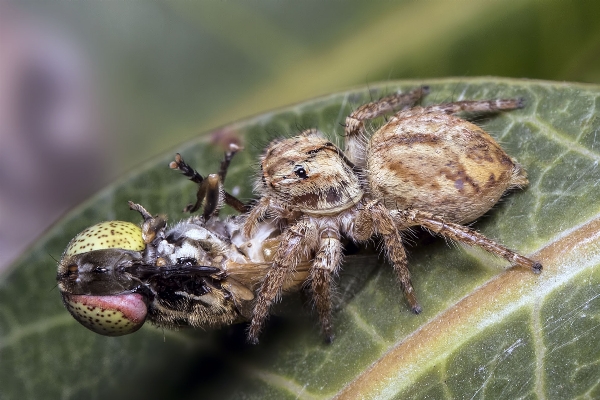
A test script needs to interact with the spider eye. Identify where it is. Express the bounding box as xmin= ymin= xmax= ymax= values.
xmin=293 ymin=165 xmax=308 ymax=179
